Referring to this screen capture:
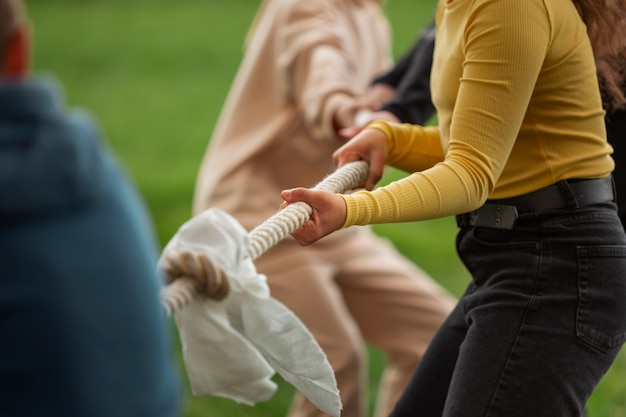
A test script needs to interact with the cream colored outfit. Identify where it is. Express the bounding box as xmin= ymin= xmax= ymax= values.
xmin=193 ymin=1 xmax=455 ymax=416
